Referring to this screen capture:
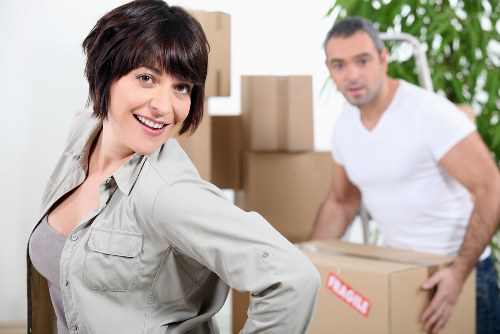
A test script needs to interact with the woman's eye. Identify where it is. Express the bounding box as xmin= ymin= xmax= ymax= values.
xmin=138 ymin=75 xmax=153 ymax=84
xmin=175 ymin=84 xmax=192 ymax=94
